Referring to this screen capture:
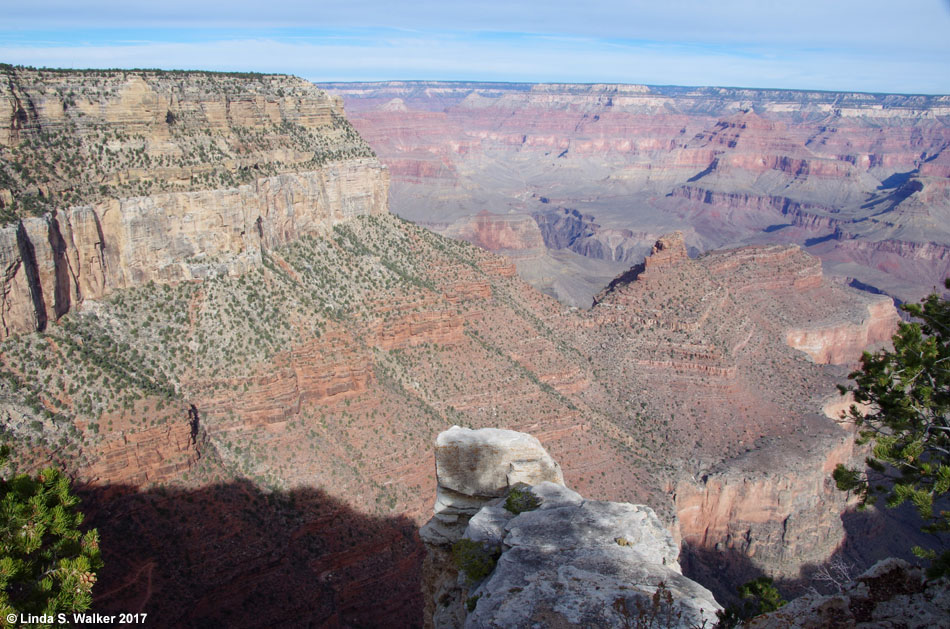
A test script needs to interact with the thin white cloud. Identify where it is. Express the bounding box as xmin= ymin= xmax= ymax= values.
xmin=1 ymin=35 xmax=947 ymax=93
xmin=5 ymin=0 xmax=950 ymax=49
xmin=1 ymin=1 xmax=948 ymax=93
